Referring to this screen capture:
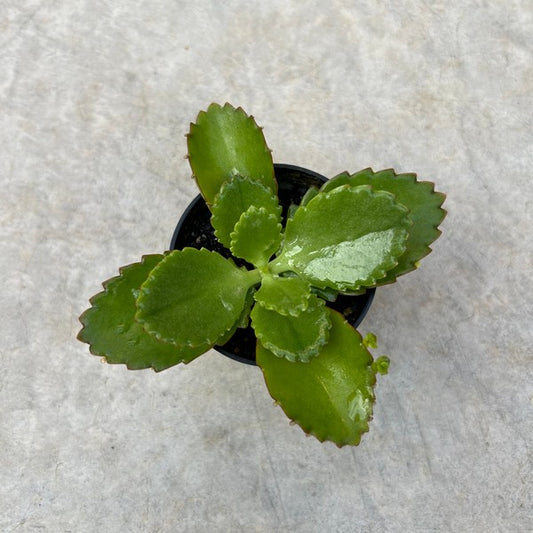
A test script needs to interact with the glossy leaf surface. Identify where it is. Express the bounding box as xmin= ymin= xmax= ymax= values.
xmin=136 ymin=248 xmax=259 ymax=347
xmin=253 ymin=275 xmax=311 ymax=316
xmin=78 ymin=255 xmax=208 ymax=371
xmin=322 ymin=168 xmax=446 ymax=283
xmin=211 ymin=175 xmax=281 ymax=249
xmin=275 ymin=185 xmax=411 ymax=291
xmin=230 ymin=206 xmax=282 ymax=267
xmin=257 ymin=310 xmax=379 ymax=446
xmin=251 ymin=294 xmax=330 ymax=362
xmin=187 ymin=103 xmax=276 ymax=205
